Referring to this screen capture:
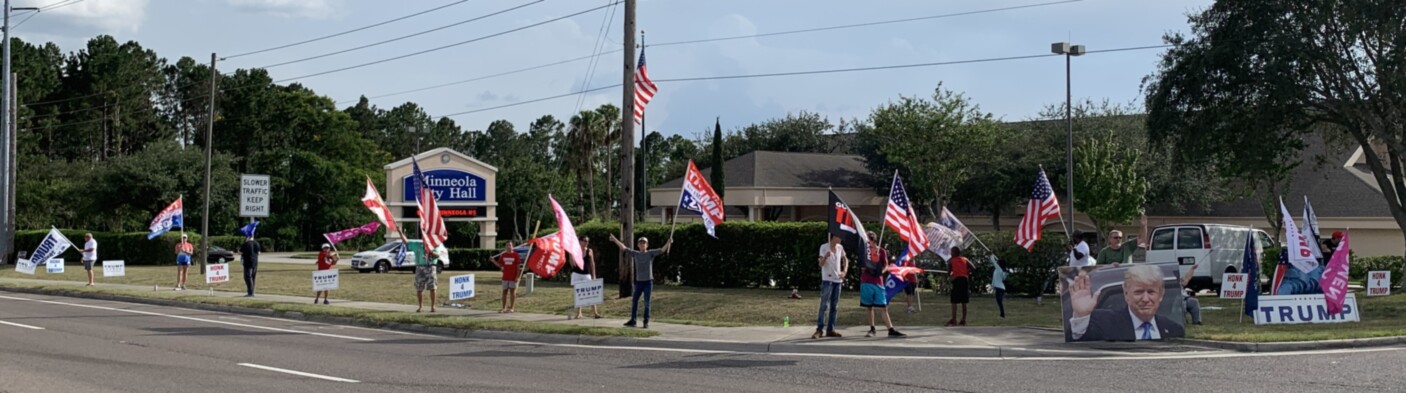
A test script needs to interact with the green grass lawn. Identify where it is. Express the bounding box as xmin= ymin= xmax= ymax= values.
xmin=6 ymin=264 xmax=1406 ymax=342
